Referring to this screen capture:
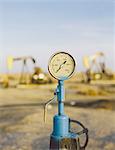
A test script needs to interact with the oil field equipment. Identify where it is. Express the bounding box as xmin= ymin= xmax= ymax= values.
xmin=83 ymin=52 xmax=114 ymax=82
xmin=0 ymin=74 xmax=9 ymax=88
xmin=7 ymin=56 xmax=50 ymax=85
xmin=44 ymin=52 xmax=88 ymax=150
xmin=7 ymin=56 xmax=36 ymax=84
